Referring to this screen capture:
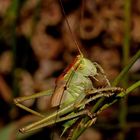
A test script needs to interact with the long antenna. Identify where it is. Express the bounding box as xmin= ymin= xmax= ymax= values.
xmin=58 ymin=0 xmax=83 ymax=56
xmin=80 ymin=0 xmax=85 ymax=39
